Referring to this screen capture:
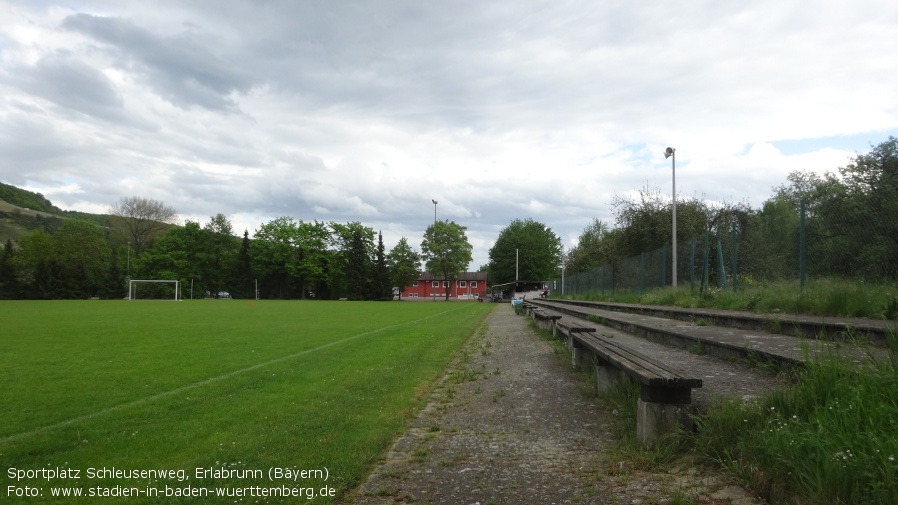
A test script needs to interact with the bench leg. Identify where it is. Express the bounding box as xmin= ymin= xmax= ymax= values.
xmin=571 ymin=345 xmax=592 ymax=370
xmin=636 ymin=386 xmax=693 ymax=444
xmin=595 ymin=360 xmax=622 ymax=393
xmin=636 ymin=401 xmax=693 ymax=444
